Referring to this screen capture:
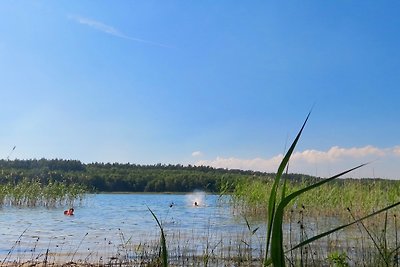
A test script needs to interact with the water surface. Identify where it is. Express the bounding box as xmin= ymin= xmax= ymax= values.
xmin=0 ymin=193 xmax=251 ymax=262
